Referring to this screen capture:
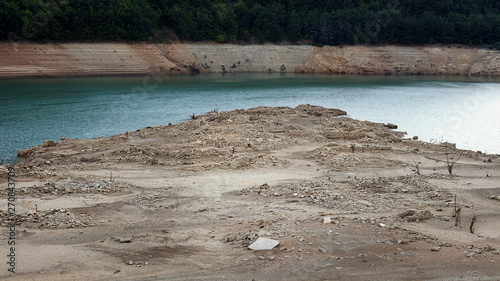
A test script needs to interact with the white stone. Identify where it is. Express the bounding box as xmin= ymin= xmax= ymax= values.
xmin=323 ymin=217 xmax=332 ymax=224
xmin=248 ymin=237 xmax=280 ymax=250
xmin=119 ymin=237 xmax=133 ymax=243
